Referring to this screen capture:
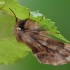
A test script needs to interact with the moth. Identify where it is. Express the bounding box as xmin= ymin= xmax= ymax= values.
xmin=9 ymin=8 xmax=70 ymax=66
